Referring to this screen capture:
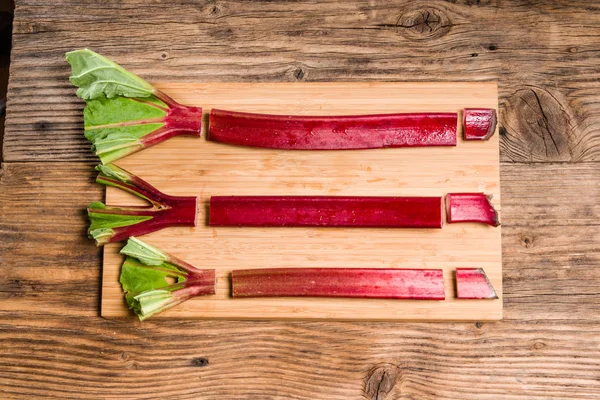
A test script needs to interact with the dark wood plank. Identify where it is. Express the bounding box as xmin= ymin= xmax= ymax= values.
xmin=4 ymin=0 xmax=600 ymax=162
xmin=0 ymin=162 xmax=598 ymax=398
xmin=0 ymin=316 xmax=598 ymax=399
